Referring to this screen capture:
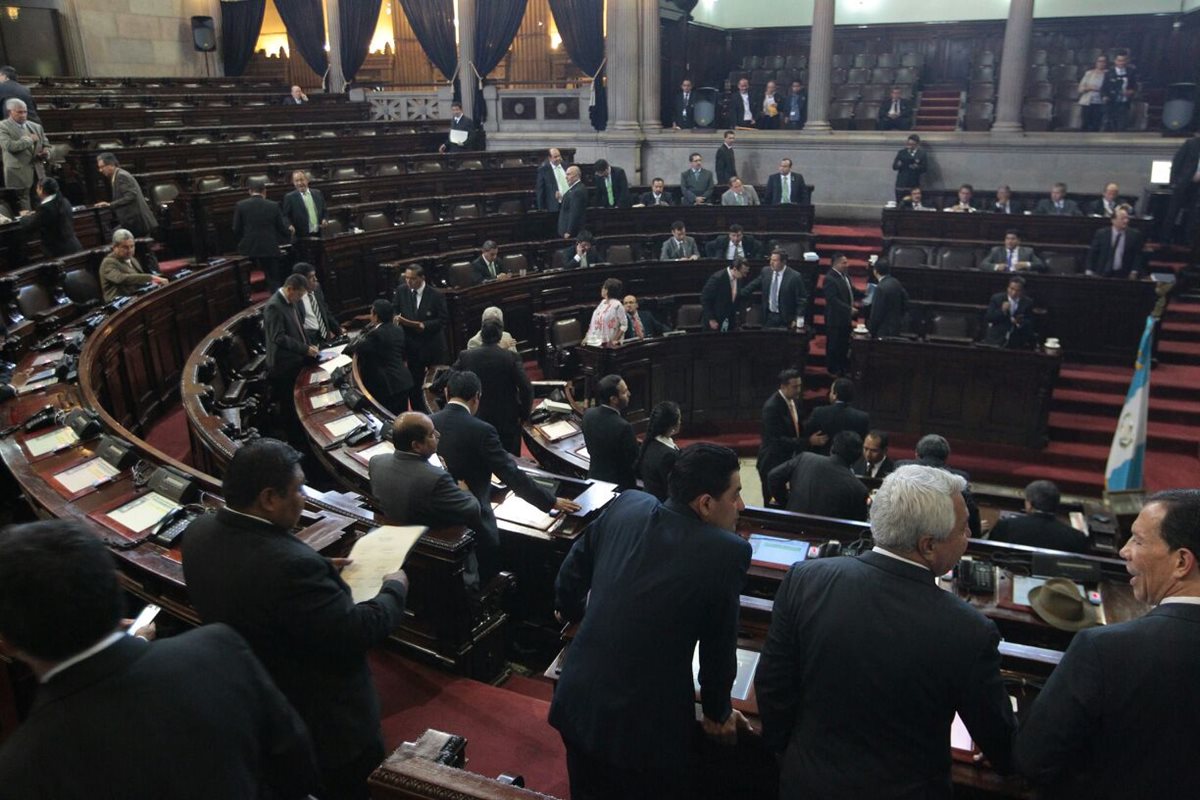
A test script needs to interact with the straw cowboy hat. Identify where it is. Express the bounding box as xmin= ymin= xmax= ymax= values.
xmin=1029 ymin=577 xmax=1099 ymax=632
